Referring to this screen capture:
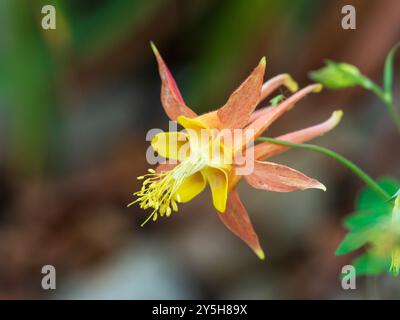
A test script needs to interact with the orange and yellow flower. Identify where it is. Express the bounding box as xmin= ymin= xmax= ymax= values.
xmin=129 ymin=43 xmax=342 ymax=259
